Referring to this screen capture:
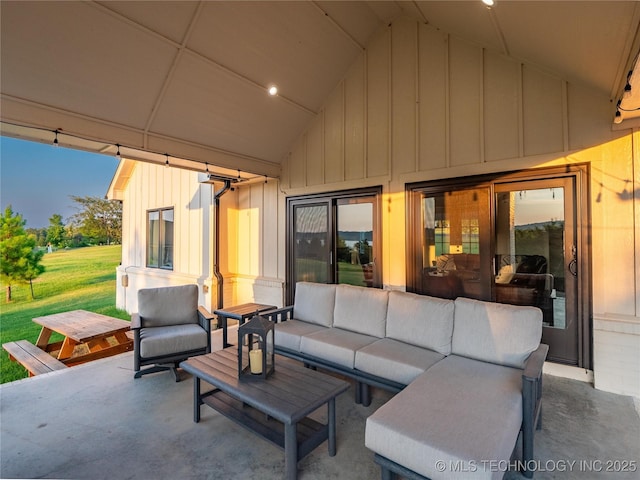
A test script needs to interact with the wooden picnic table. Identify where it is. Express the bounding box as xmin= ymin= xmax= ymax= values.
xmin=33 ymin=310 xmax=133 ymax=366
